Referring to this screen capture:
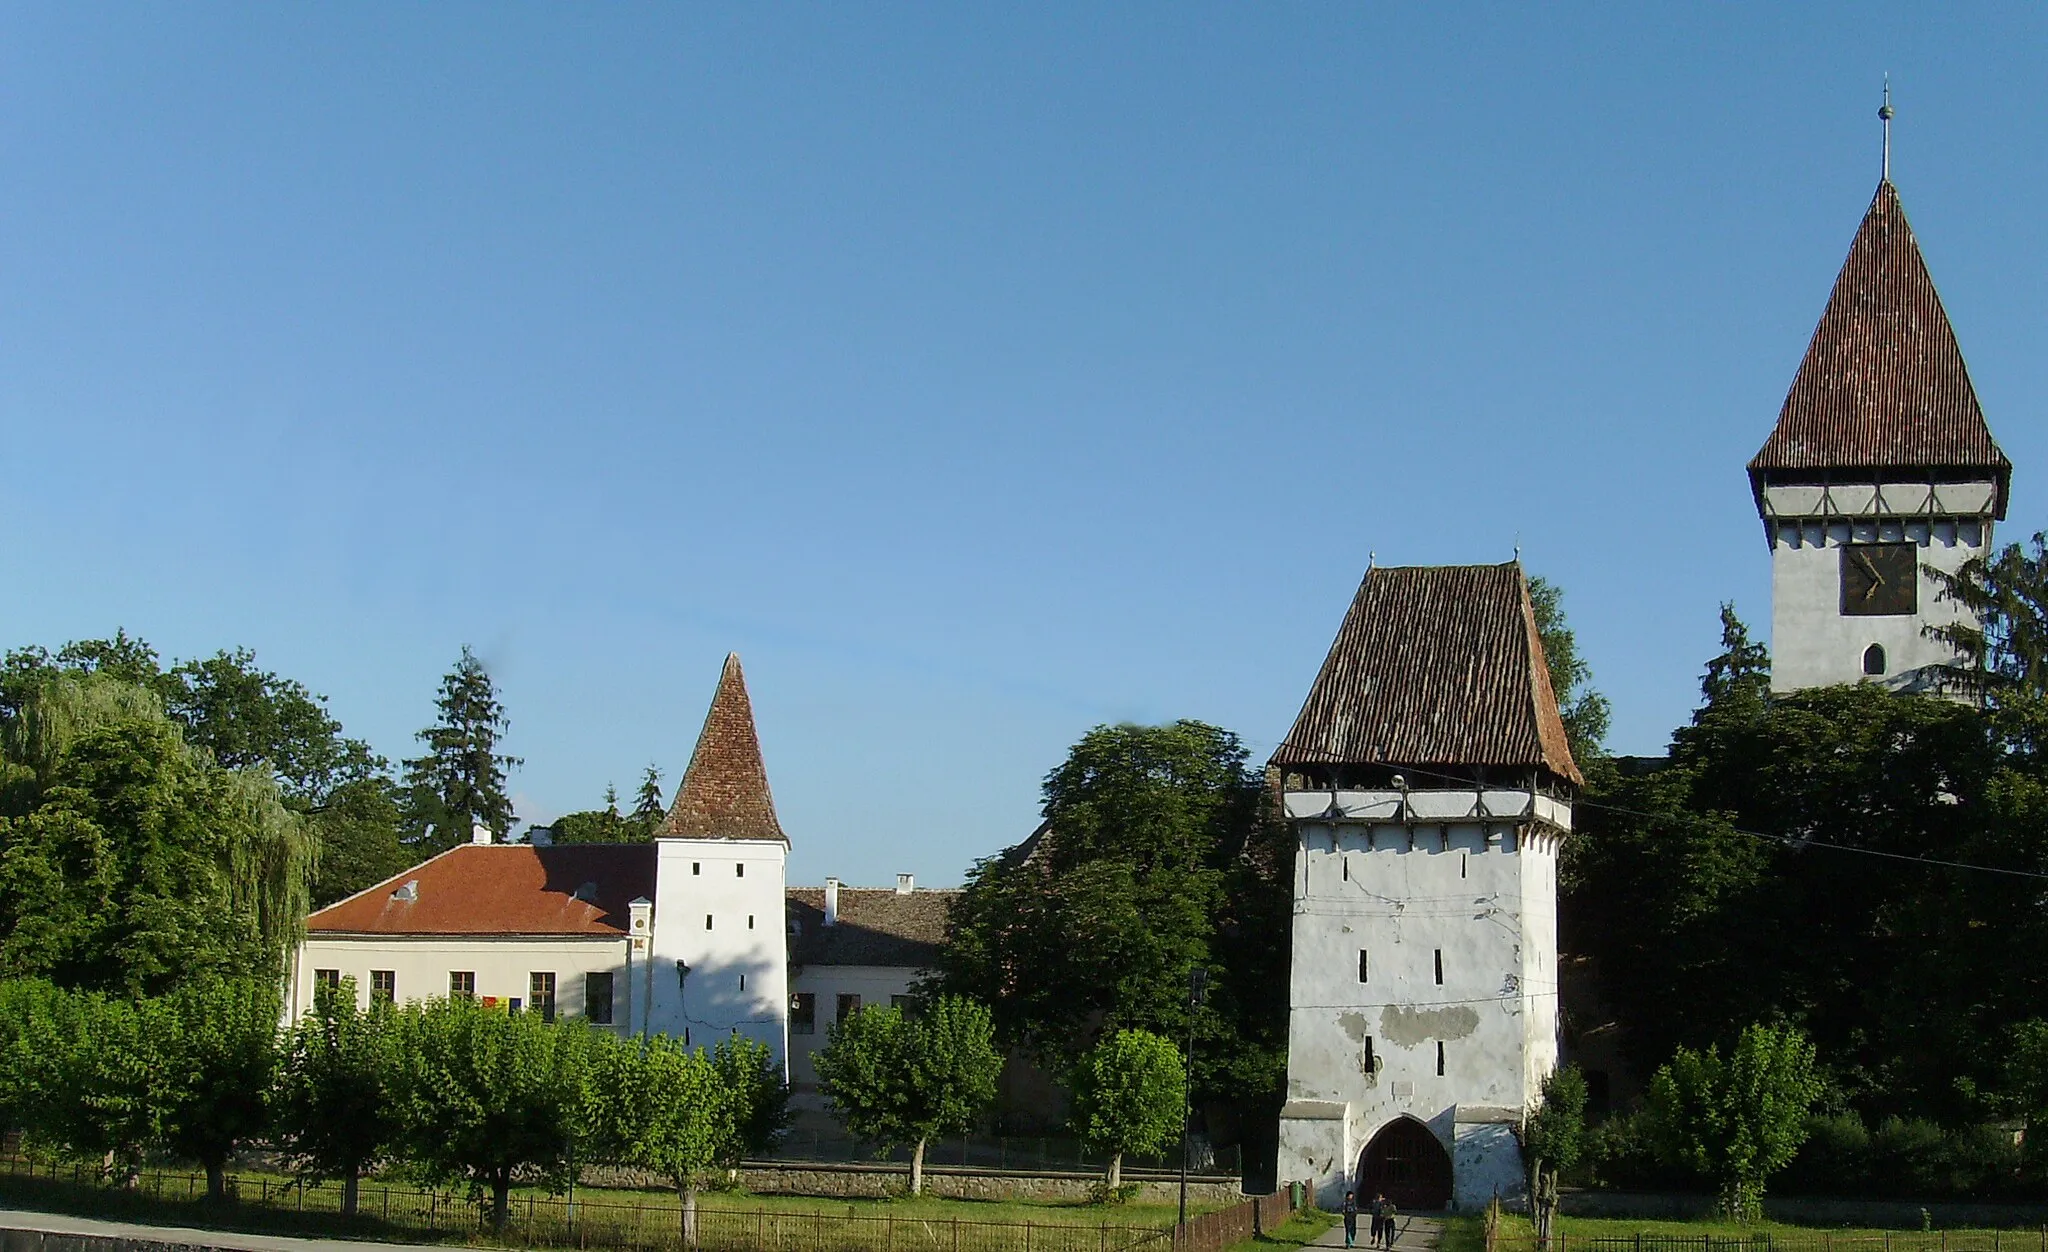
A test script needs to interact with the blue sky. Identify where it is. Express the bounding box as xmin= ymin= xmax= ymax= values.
xmin=4 ymin=6 xmax=2044 ymax=887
